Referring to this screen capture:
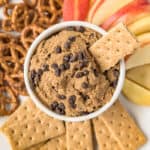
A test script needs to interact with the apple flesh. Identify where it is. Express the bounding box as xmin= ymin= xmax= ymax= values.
xmin=128 ymin=16 xmax=150 ymax=35
xmin=126 ymin=44 xmax=150 ymax=70
xmin=88 ymin=0 xmax=133 ymax=25
xmin=101 ymin=0 xmax=150 ymax=30
xmin=63 ymin=0 xmax=90 ymax=21
xmin=137 ymin=32 xmax=150 ymax=46
xmin=122 ymin=78 xmax=150 ymax=106
xmin=127 ymin=64 xmax=150 ymax=90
